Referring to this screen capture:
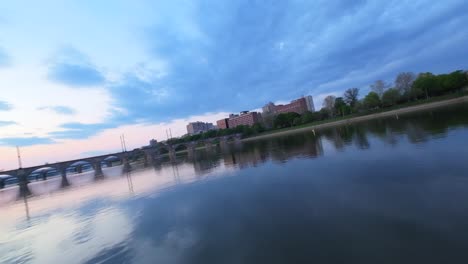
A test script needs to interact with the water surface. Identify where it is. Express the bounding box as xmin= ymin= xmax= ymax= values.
xmin=1 ymin=103 xmax=468 ymax=264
